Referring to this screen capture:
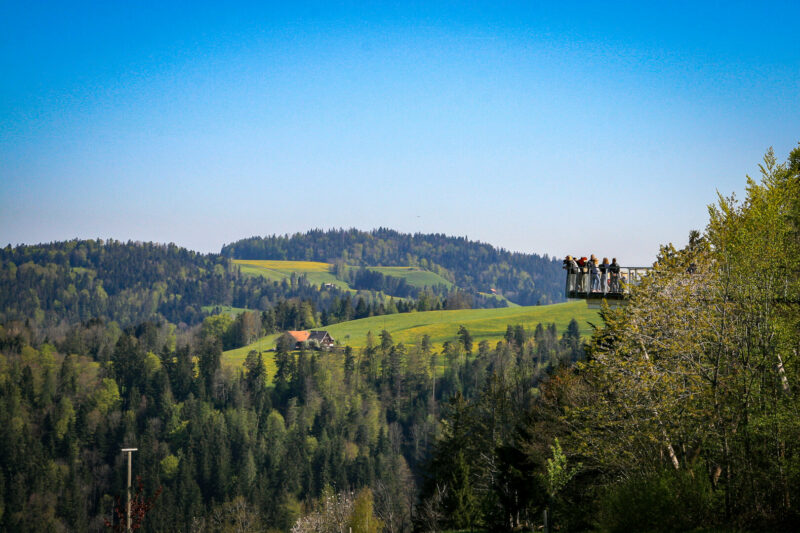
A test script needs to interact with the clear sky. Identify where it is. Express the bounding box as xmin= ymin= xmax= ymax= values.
xmin=2 ymin=1 xmax=798 ymax=266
